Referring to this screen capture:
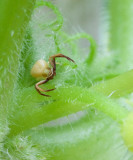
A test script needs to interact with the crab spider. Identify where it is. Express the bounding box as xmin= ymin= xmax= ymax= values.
xmin=31 ymin=54 xmax=75 ymax=97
